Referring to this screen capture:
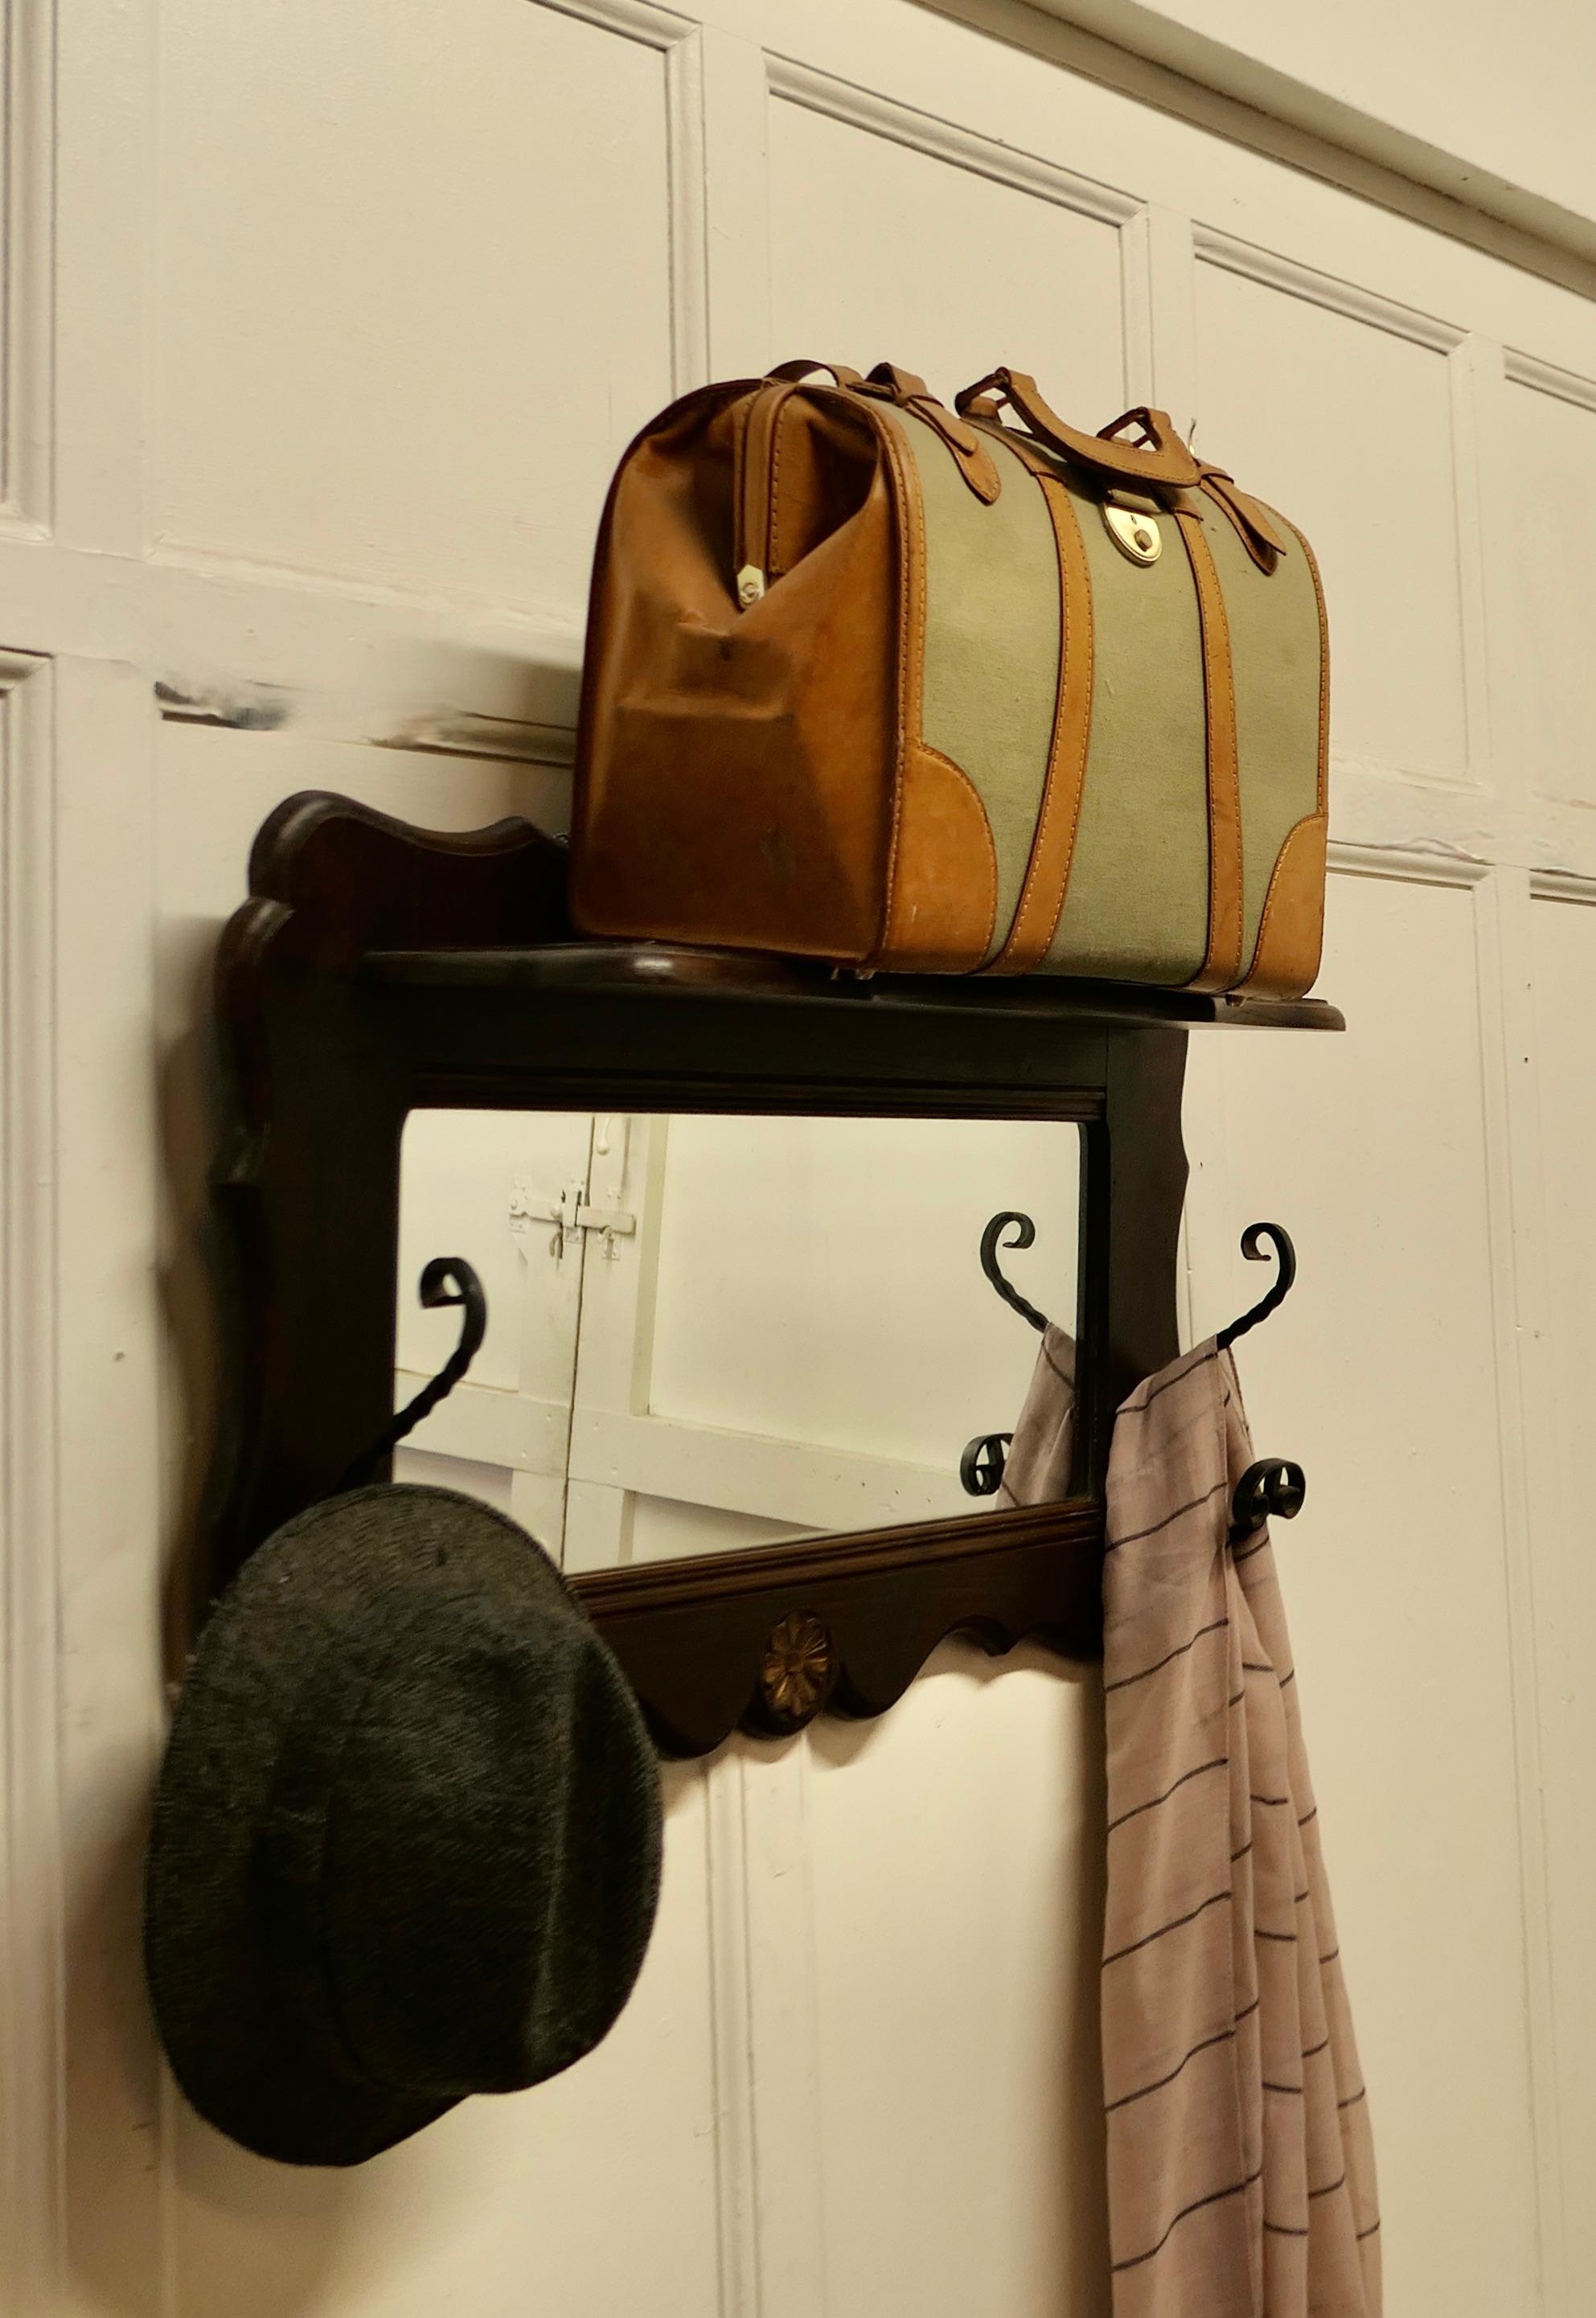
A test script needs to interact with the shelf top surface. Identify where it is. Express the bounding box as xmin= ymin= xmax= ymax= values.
xmin=359 ymin=941 xmax=1345 ymax=1033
